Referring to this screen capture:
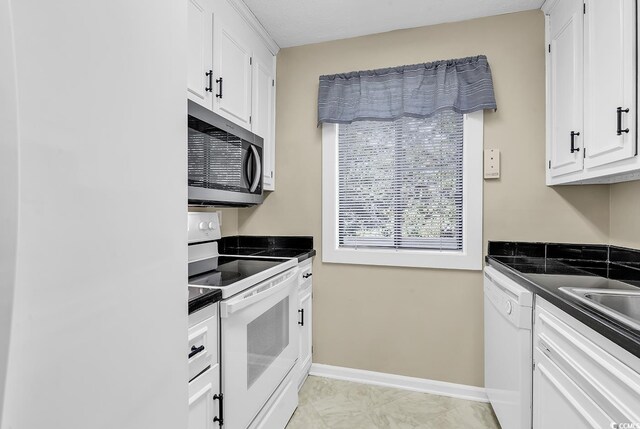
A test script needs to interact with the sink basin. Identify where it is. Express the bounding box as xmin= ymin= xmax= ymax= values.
xmin=559 ymin=288 xmax=640 ymax=331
